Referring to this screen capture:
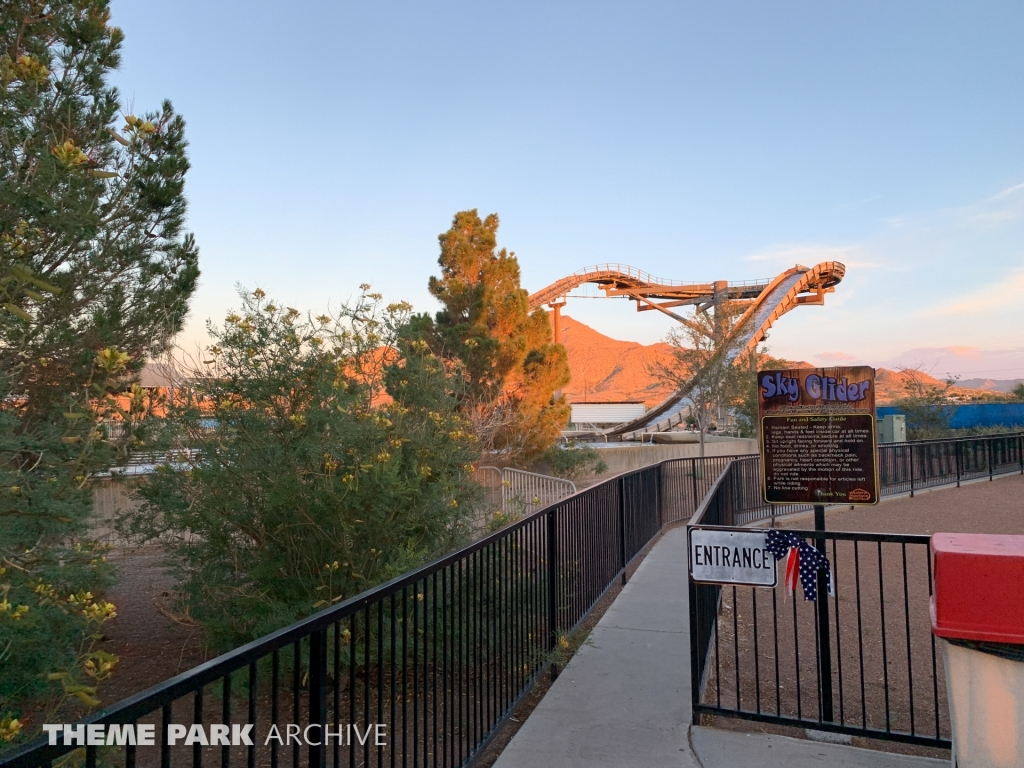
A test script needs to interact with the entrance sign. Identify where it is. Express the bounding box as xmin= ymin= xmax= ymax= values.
xmin=689 ymin=527 xmax=777 ymax=587
xmin=758 ymin=366 xmax=879 ymax=505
